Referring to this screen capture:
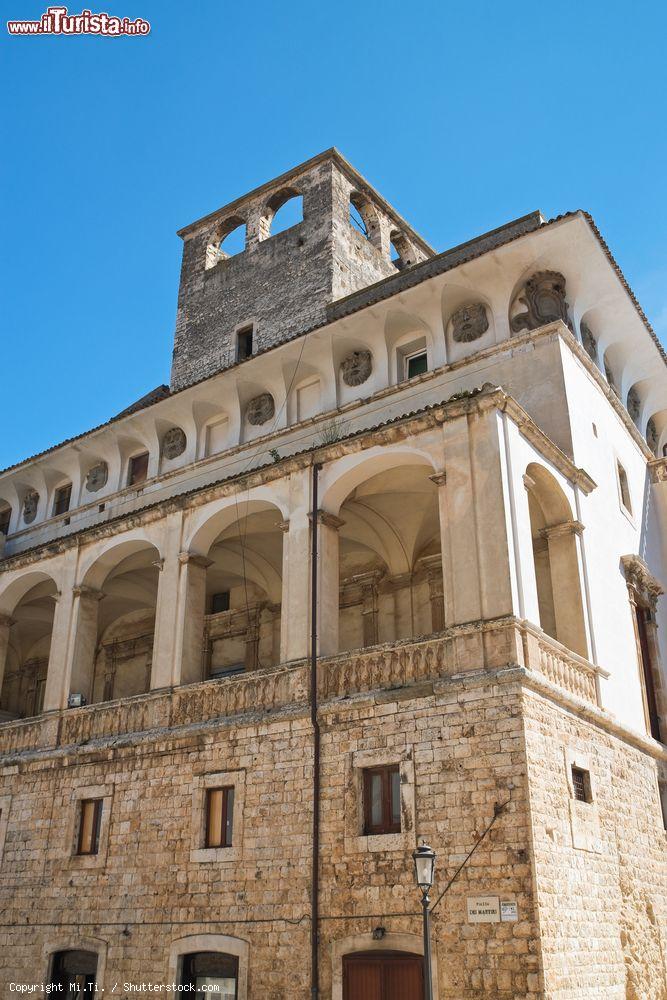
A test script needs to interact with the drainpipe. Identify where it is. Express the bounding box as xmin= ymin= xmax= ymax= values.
xmin=310 ymin=462 xmax=322 ymax=1000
